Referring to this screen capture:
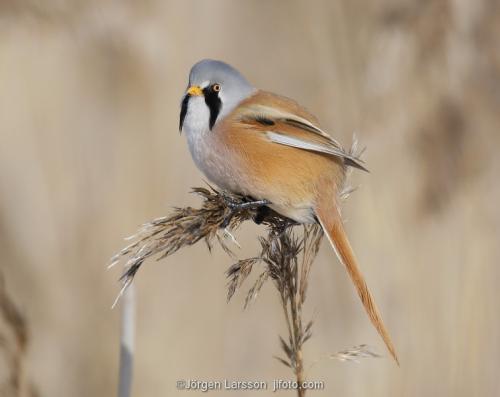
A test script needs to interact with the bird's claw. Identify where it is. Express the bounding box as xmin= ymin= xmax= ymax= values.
xmin=221 ymin=197 xmax=271 ymax=228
